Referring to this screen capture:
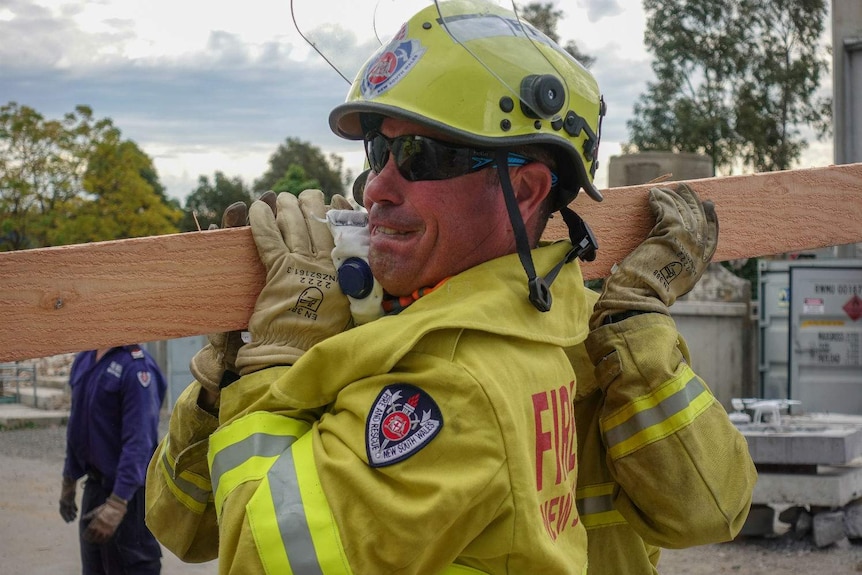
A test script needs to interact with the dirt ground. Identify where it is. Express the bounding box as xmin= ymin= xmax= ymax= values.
xmin=2 ymin=422 xmax=862 ymax=574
